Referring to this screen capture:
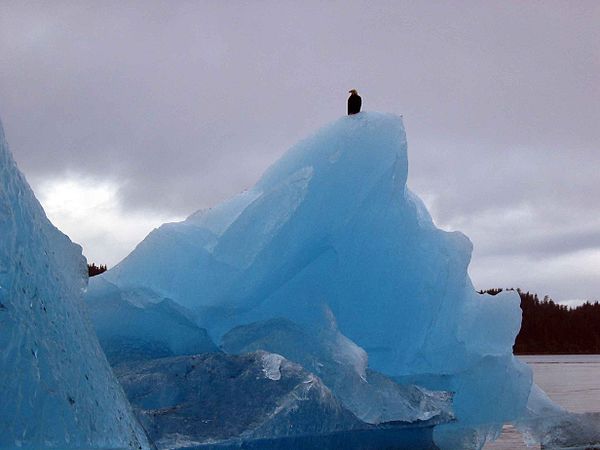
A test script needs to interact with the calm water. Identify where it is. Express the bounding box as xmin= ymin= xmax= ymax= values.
xmin=485 ymin=354 xmax=600 ymax=449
